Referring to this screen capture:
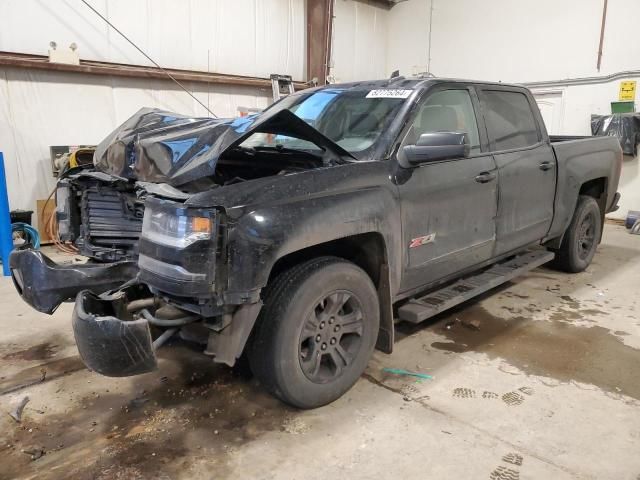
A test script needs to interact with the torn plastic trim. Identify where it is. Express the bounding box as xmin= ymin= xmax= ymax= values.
xmin=204 ymin=302 xmax=262 ymax=367
xmin=135 ymin=181 xmax=192 ymax=201
xmin=67 ymin=169 xmax=127 ymax=183
xmin=72 ymin=290 xmax=157 ymax=377
xmin=9 ymin=249 xmax=138 ymax=314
